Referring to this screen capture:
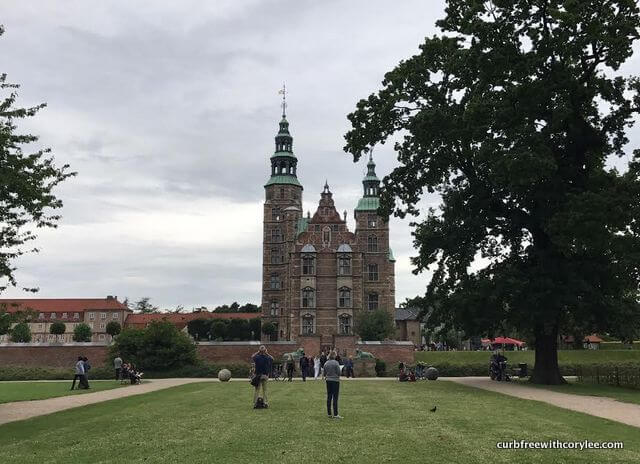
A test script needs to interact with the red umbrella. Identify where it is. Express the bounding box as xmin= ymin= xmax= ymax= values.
xmin=481 ymin=337 xmax=525 ymax=347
